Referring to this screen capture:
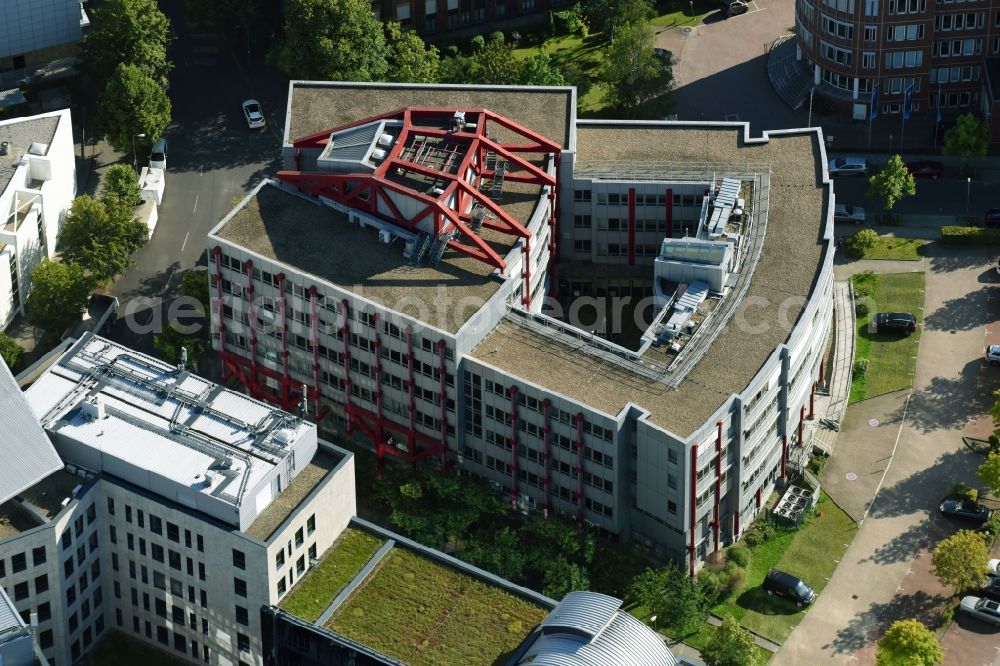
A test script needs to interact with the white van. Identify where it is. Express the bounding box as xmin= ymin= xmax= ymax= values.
xmin=149 ymin=138 xmax=167 ymax=170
